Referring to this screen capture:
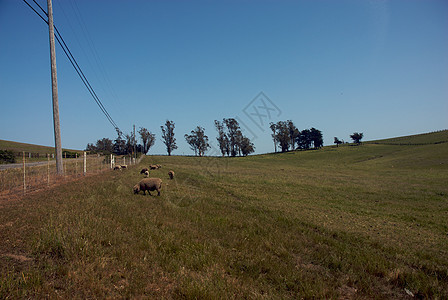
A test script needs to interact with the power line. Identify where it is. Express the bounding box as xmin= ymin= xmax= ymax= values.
xmin=23 ymin=0 xmax=121 ymax=135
